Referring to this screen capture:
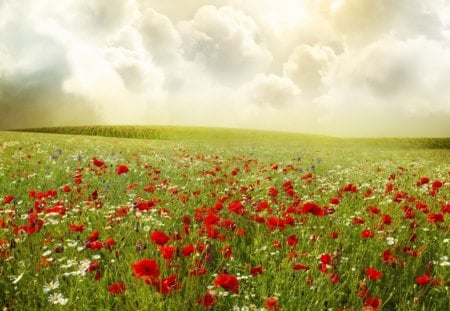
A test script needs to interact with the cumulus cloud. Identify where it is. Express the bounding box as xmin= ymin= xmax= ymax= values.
xmin=243 ymin=74 xmax=300 ymax=108
xmin=178 ymin=5 xmax=273 ymax=85
xmin=0 ymin=0 xmax=449 ymax=136
xmin=283 ymin=44 xmax=336 ymax=96
xmin=316 ymin=35 xmax=450 ymax=136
